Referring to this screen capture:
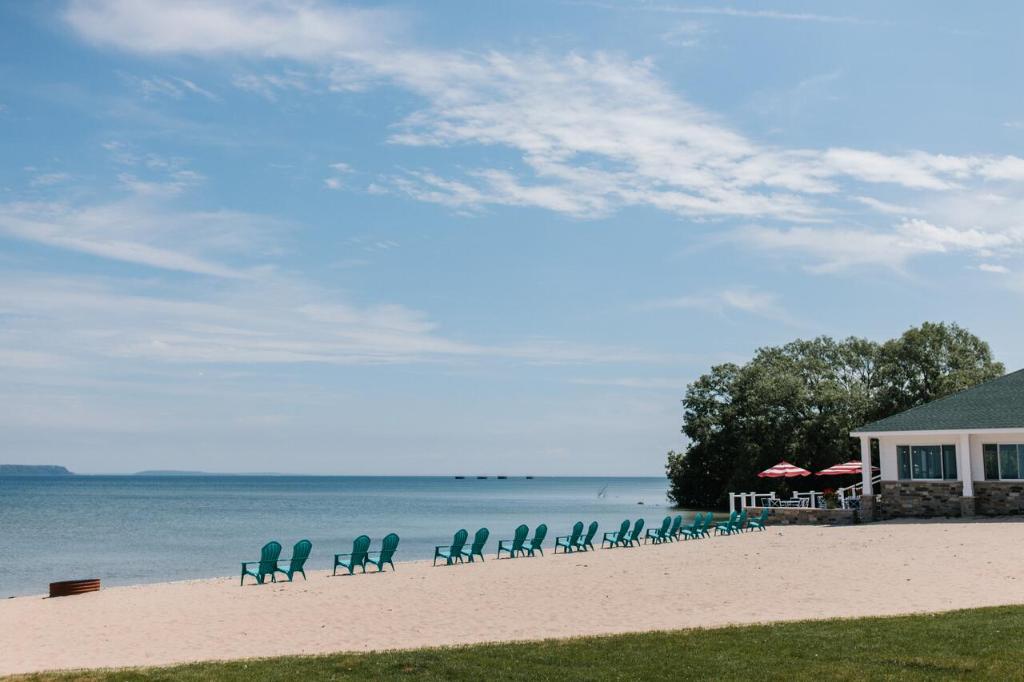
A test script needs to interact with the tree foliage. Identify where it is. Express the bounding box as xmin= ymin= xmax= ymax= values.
xmin=666 ymin=323 xmax=1004 ymax=509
